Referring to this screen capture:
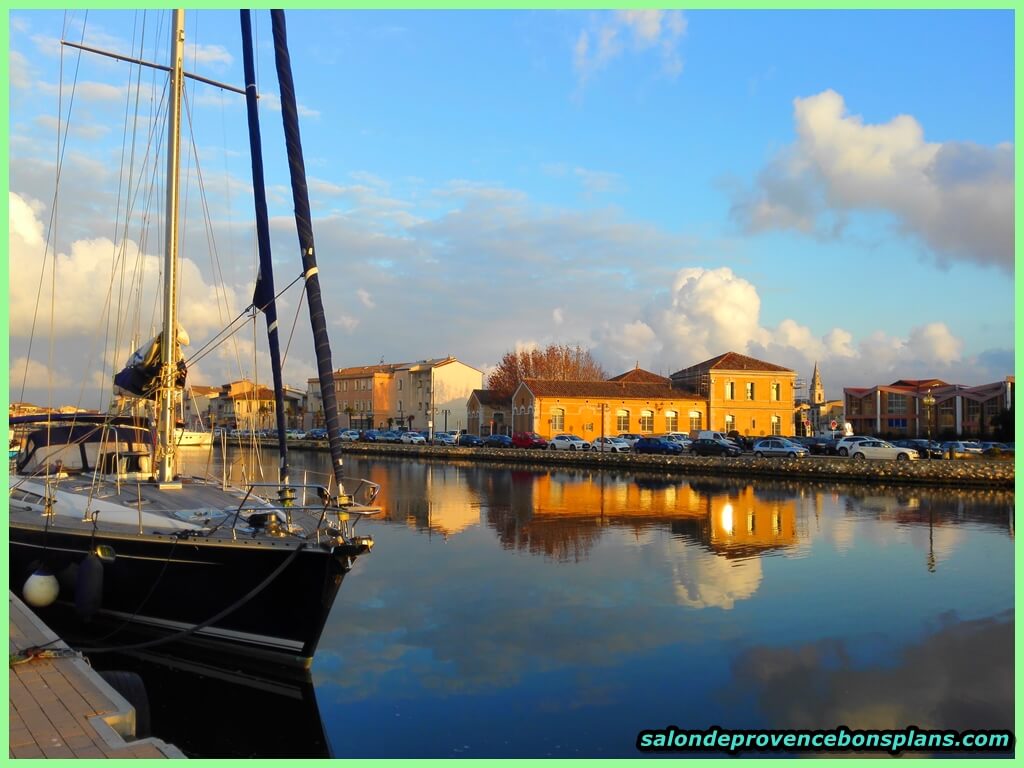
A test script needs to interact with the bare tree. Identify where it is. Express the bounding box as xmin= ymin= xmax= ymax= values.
xmin=487 ymin=344 xmax=608 ymax=397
